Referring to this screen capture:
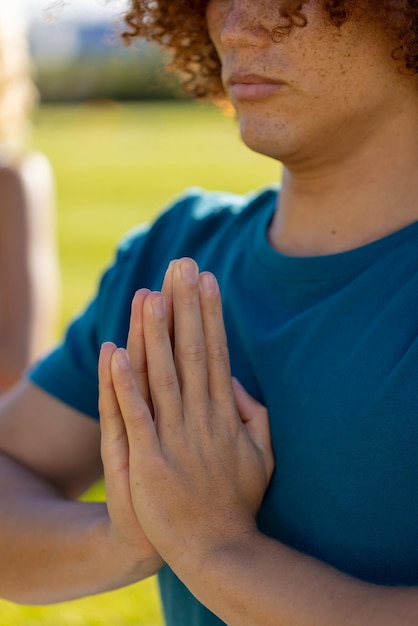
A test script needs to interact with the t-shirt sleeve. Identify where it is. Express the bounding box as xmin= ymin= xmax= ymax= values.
xmin=27 ymin=187 xmax=250 ymax=420
xmin=28 ymin=223 xmax=150 ymax=420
